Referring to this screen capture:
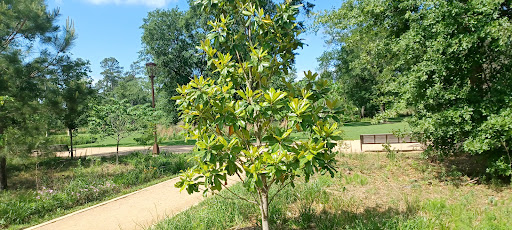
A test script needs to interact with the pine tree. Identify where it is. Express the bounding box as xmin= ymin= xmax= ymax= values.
xmin=0 ymin=0 xmax=75 ymax=190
